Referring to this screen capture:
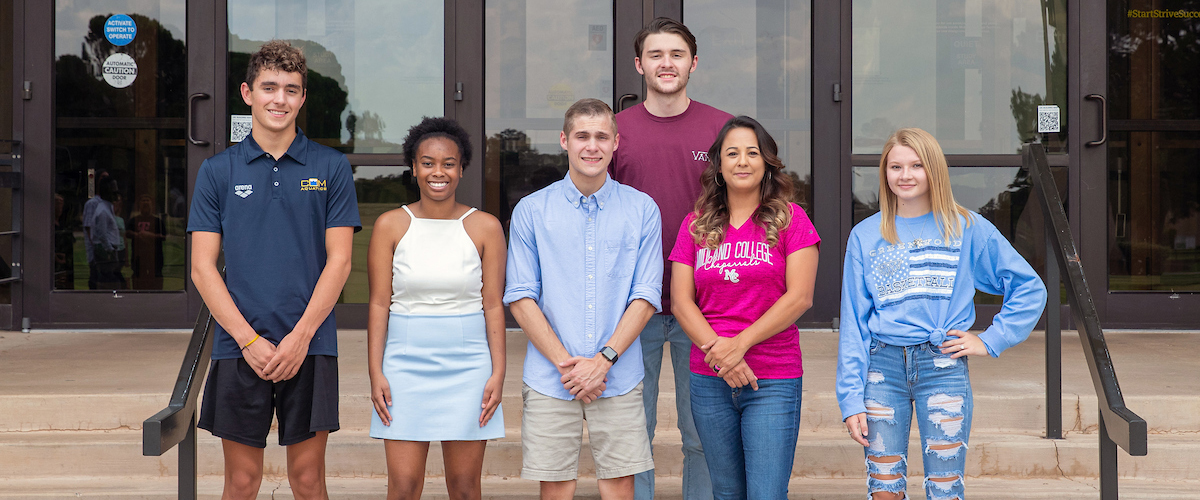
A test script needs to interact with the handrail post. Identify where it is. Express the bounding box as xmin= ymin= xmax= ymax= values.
xmin=1099 ymin=407 xmax=1118 ymax=500
xmin=1045 ymin=221 xmax=1062 ymax=439
xmin=179 ymin=410 xmax=198 ymax=500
